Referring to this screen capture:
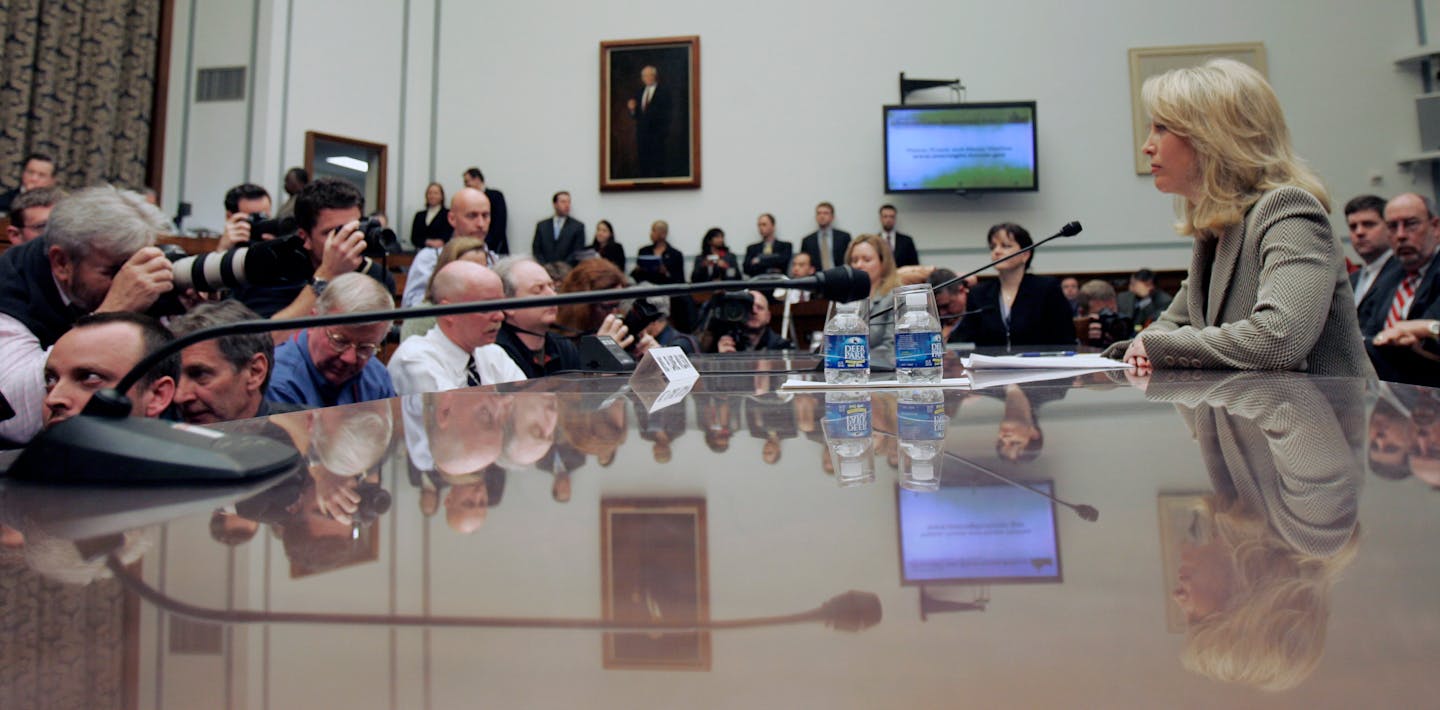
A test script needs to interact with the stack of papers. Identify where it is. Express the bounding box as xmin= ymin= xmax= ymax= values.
xmin=961 ymin=353 xmax=1133 ymax=388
